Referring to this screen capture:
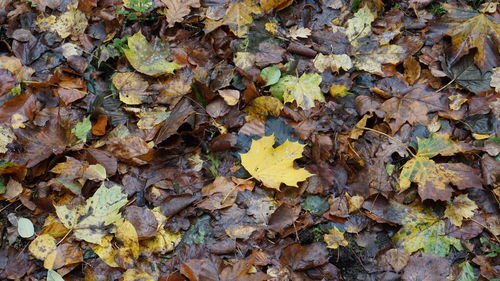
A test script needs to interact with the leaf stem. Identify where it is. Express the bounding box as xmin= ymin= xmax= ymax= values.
xmin=354 ymin=126 xmax=416 ymax=158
